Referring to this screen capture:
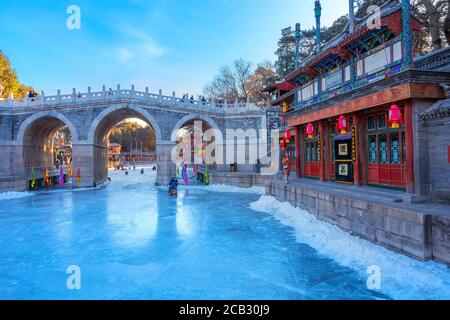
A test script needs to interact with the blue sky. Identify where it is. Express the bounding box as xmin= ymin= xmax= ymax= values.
xmin=0 ymin=0 xmax=345 ymax=96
